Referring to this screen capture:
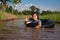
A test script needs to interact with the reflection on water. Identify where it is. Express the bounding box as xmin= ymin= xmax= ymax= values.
xmin=0 ymin=20 xmax=60 ymax=40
